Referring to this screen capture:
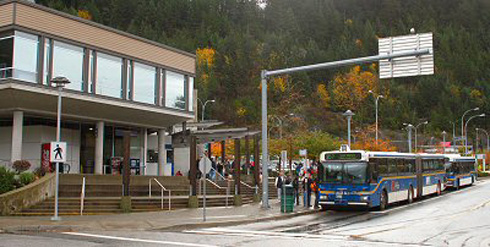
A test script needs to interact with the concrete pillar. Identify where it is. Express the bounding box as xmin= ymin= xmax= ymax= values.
xmin=158 ymin=129 xmax=166 ymax=176
xmin=234 ymin=138 xmax=241 ymax=195
xmin=142 ymin=128 xmax=148 ymax=175
xmin=11 ymin=111 xmax=23 ymax=163
xmin=190 ymin=136 xmax=197 ymax=196
xmin=253 ymin=135 xmax=260 ymax=186
xmin=245 ymin=135 xmax=250 ymax=175
xmin=95 ymin=121 xmax=104 ymax=174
